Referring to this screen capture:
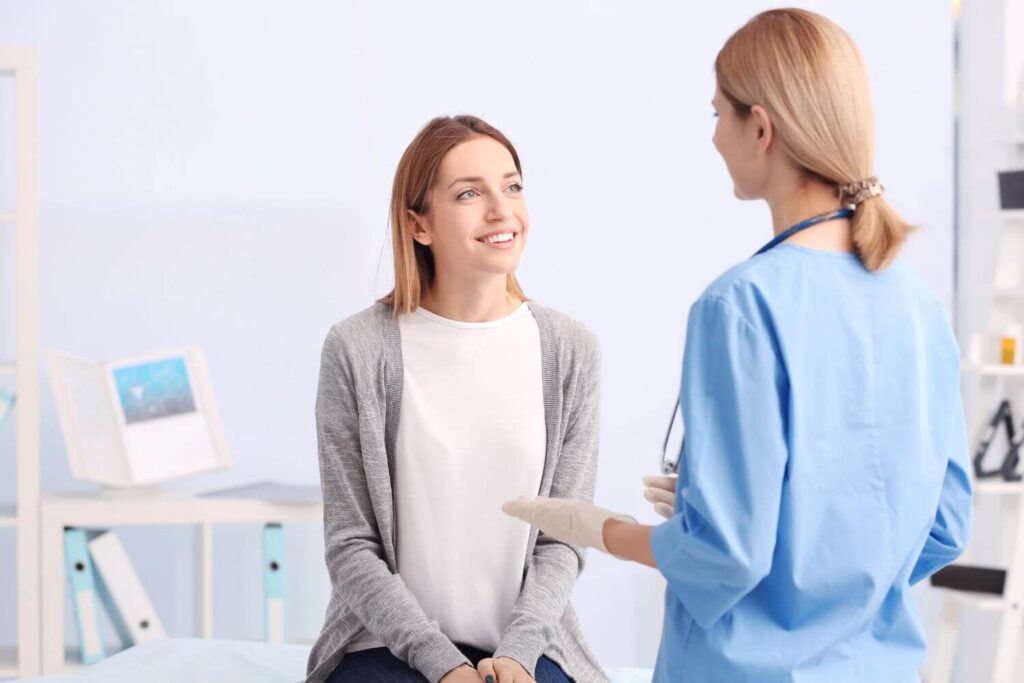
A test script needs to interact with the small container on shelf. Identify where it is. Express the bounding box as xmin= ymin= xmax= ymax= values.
xmin=1001 ymin=324 xmax=1023 ymax=365
xmin=1002 ymin=336 xmax=1017 ymax=365
xmin=965 ymin=331 xmax=1024 ymax=376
